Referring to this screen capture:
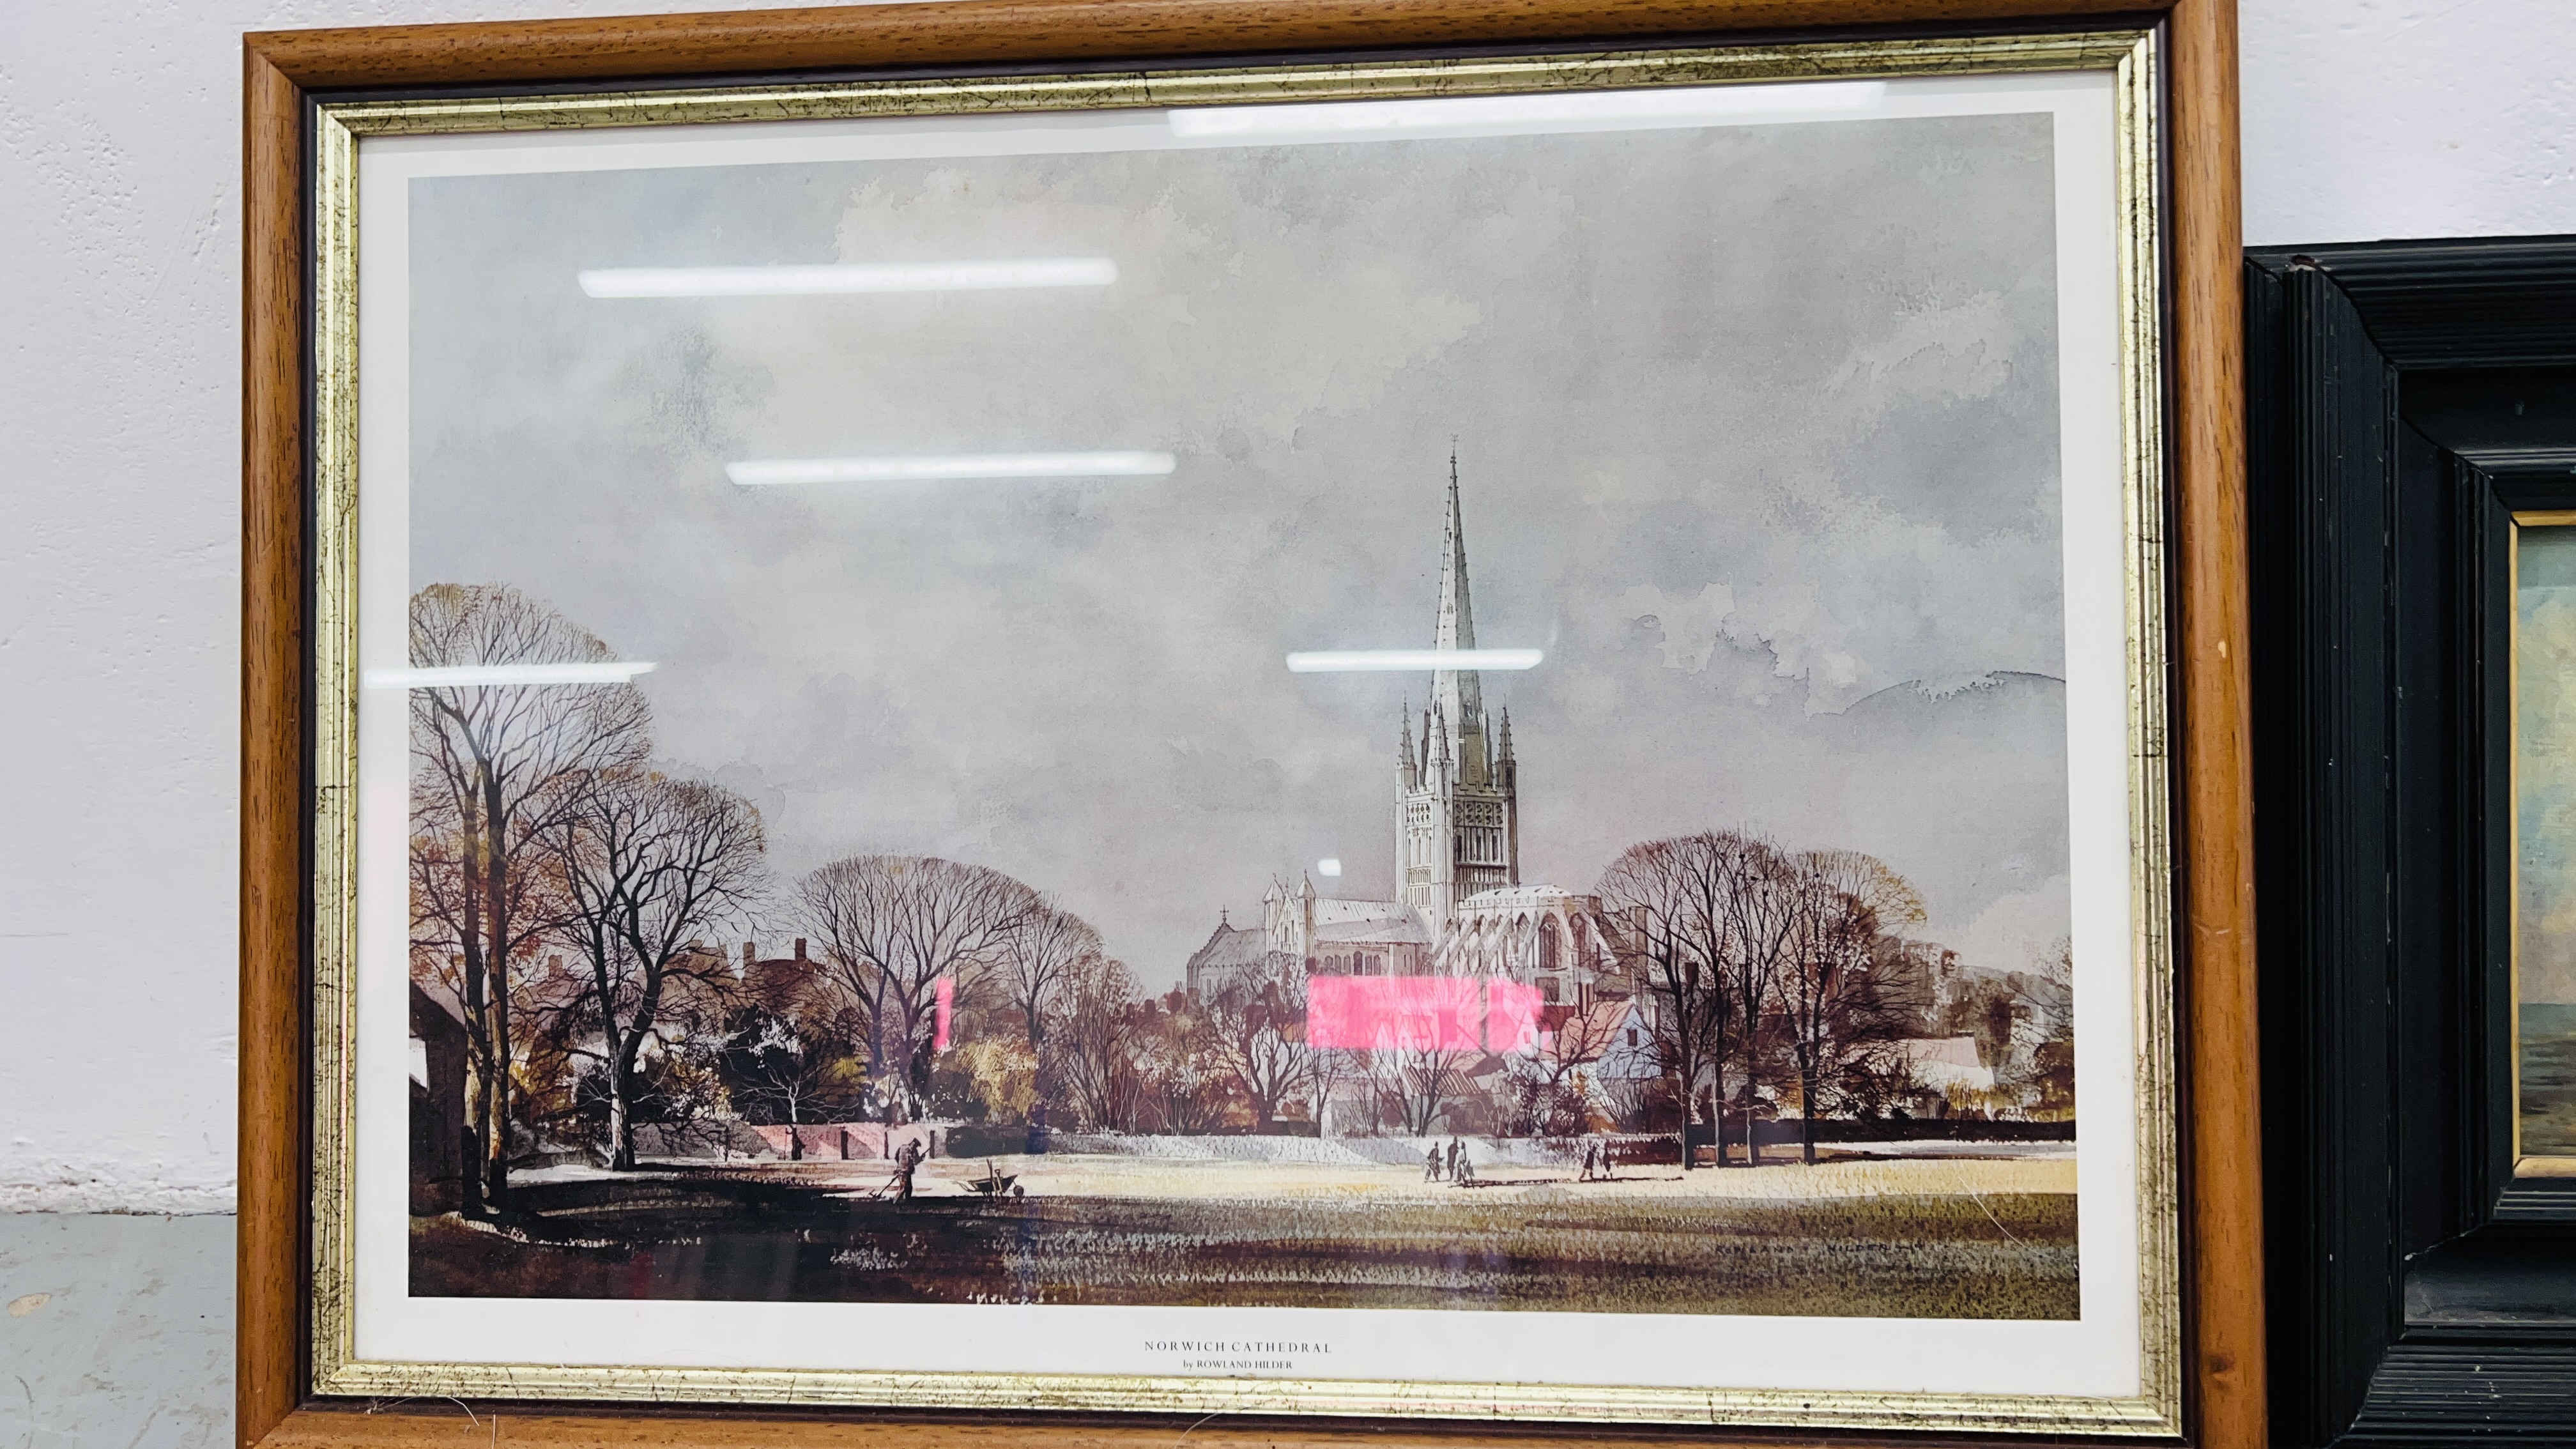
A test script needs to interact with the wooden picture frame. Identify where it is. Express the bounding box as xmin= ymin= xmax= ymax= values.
xmin=2246 ymin=236 xmax=2576 ymax=1446
xmin=239 ymin=2 xmax=2255 ymax=1445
